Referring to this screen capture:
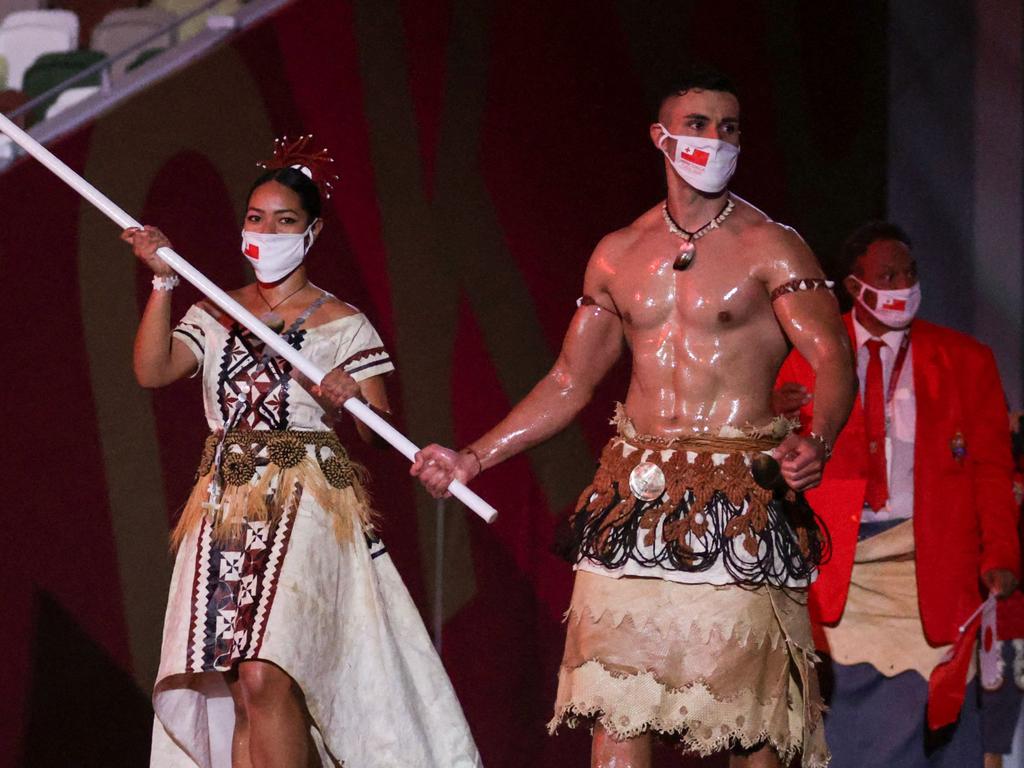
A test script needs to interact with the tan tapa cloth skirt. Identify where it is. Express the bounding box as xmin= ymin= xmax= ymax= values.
xmin=822 ymin=519 xmax=953 ymax=679
xmin=549 ymin=570 xmax=829 ymax=767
